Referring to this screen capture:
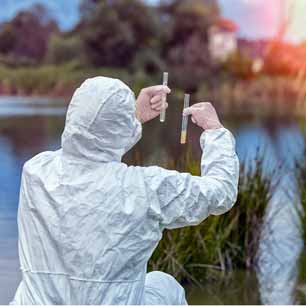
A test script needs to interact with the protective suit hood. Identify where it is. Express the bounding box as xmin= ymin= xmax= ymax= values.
xmin=61 ymin=77 xmax=142 ymax=162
